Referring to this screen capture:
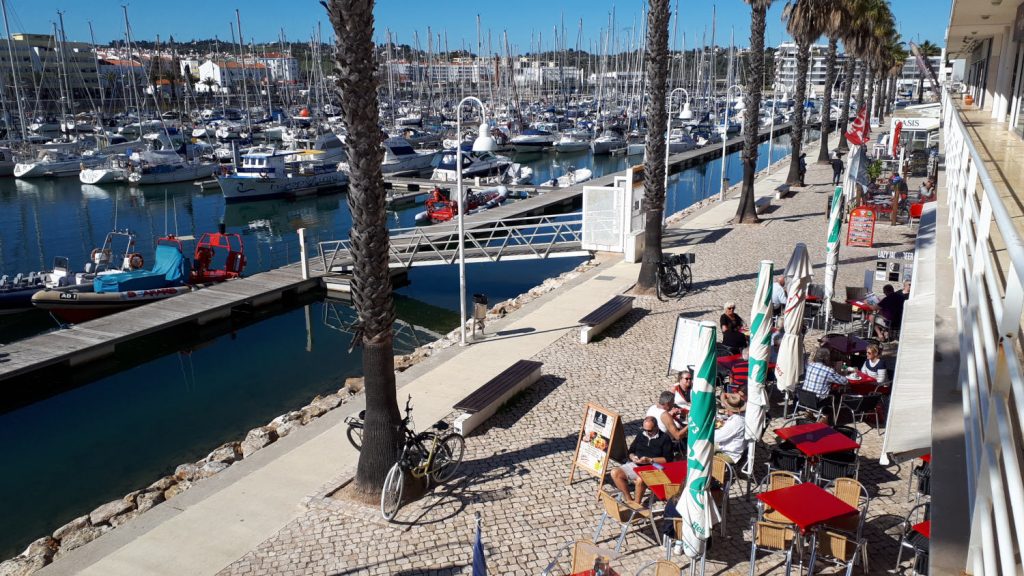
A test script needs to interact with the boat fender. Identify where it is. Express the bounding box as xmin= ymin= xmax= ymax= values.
xmin=129 ymin=253 xmax=144 ymax=270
